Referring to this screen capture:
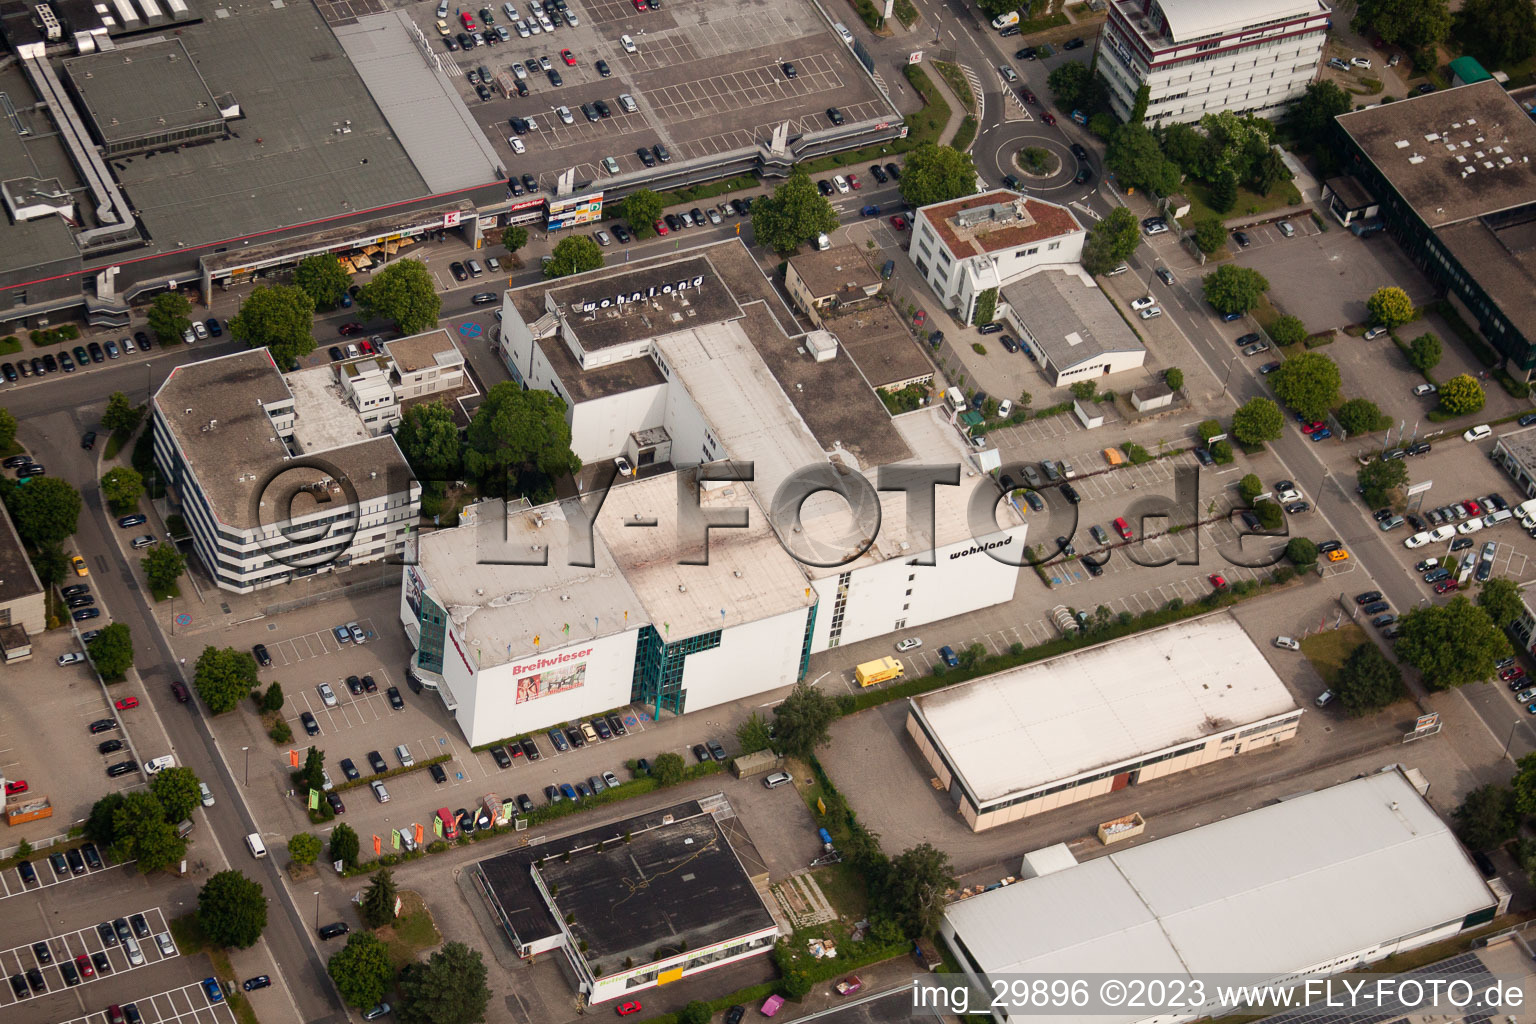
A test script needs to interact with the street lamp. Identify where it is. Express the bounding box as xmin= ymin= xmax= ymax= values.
xmin=241 ymin=746 xmax=249 ymax=787
xmin=313 ymin=891 xmax=321 ymax=928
